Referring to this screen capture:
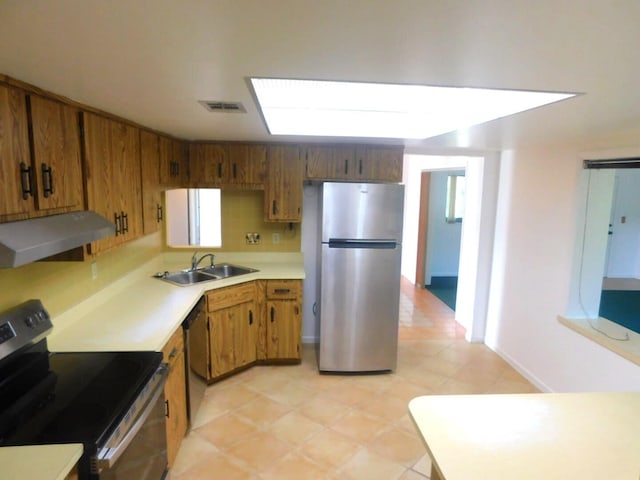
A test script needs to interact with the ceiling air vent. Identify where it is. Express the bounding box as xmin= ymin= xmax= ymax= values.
xmin=198 ymin=100 xmax=246 ymax=113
